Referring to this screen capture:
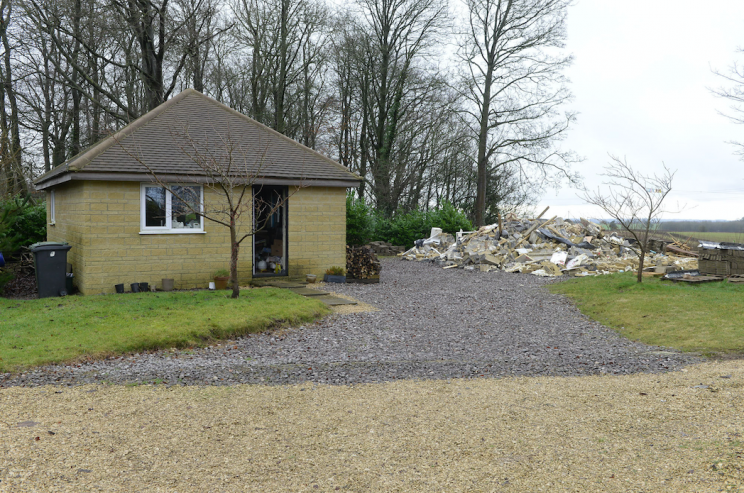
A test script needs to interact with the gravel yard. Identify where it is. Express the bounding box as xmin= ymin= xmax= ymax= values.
xmin=2 ymin=259 xmax=742 ymax=492
xmin=0 ymin=259 xmax=702 ymax=387
xmin=1 ymin=362 xmax=743 ymax=491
